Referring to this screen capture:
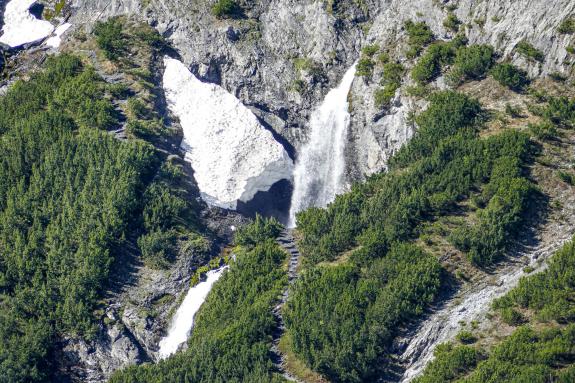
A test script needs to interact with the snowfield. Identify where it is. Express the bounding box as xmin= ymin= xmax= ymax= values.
xmin=45 ymin=22 xmax=71 ymax=48
xmin=162 ymin=57 xmax=293 ymax=209
xmin=0 ymin=0 xmax=54 ymax=47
